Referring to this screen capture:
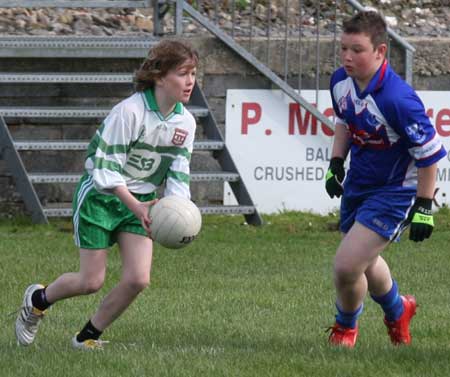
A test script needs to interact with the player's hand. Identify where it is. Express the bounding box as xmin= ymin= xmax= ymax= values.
xmin=132 ymin=199 xmax=158 ymax=237
xmin=408 ymin=197 xmax=434 ymax=242
xmin=325 ymin=157 xmax=345 ymax=198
